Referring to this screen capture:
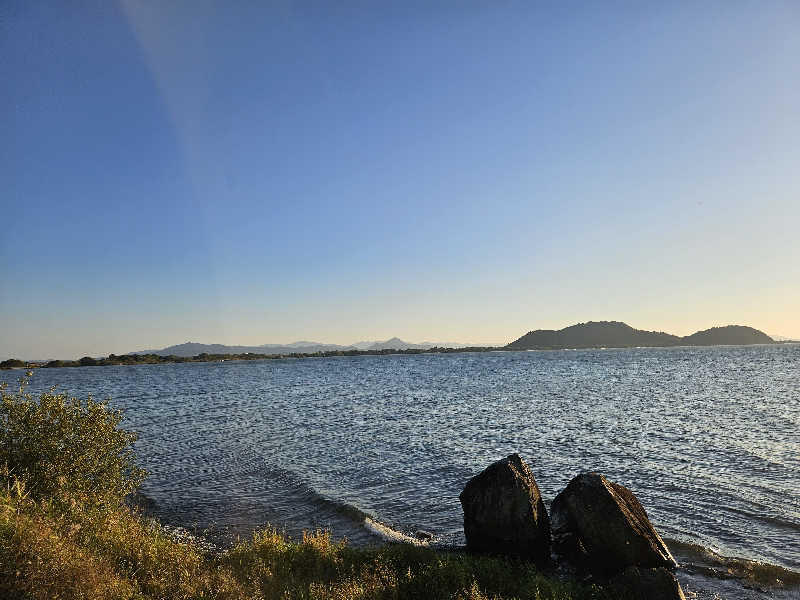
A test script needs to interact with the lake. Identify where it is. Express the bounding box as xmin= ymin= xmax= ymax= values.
xmin=12 ymin=344 xmax=800 ymax=599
